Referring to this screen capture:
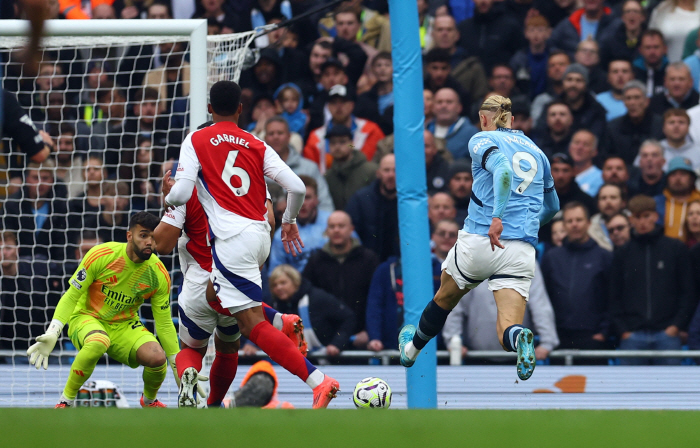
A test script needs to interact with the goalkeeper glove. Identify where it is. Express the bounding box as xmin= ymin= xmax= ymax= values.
xmin=27 ymin=319 xmax=64 ymax=370
xmin=167 ymin=354 xmax=208 ymax=403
